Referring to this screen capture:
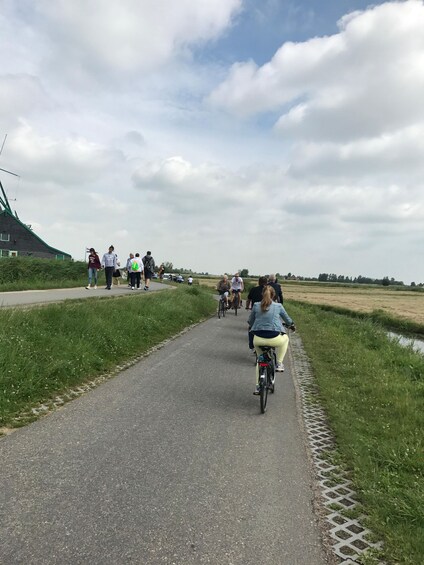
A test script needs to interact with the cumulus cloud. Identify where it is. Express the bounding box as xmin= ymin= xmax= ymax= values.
xmin=22 ymin=0 xmax=241 ymax=78
xmin=3 ymin=122 xmax=125 ymax=185
xmin=209 ymin=1 xmax=424 ymax=141
xmin=289 ymin=124 xmax=424 ymax=181
xmin=0 ymin=75 xmax=51 ymax=129
xmin=132 ymin=156 xmax=247 ymax=214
